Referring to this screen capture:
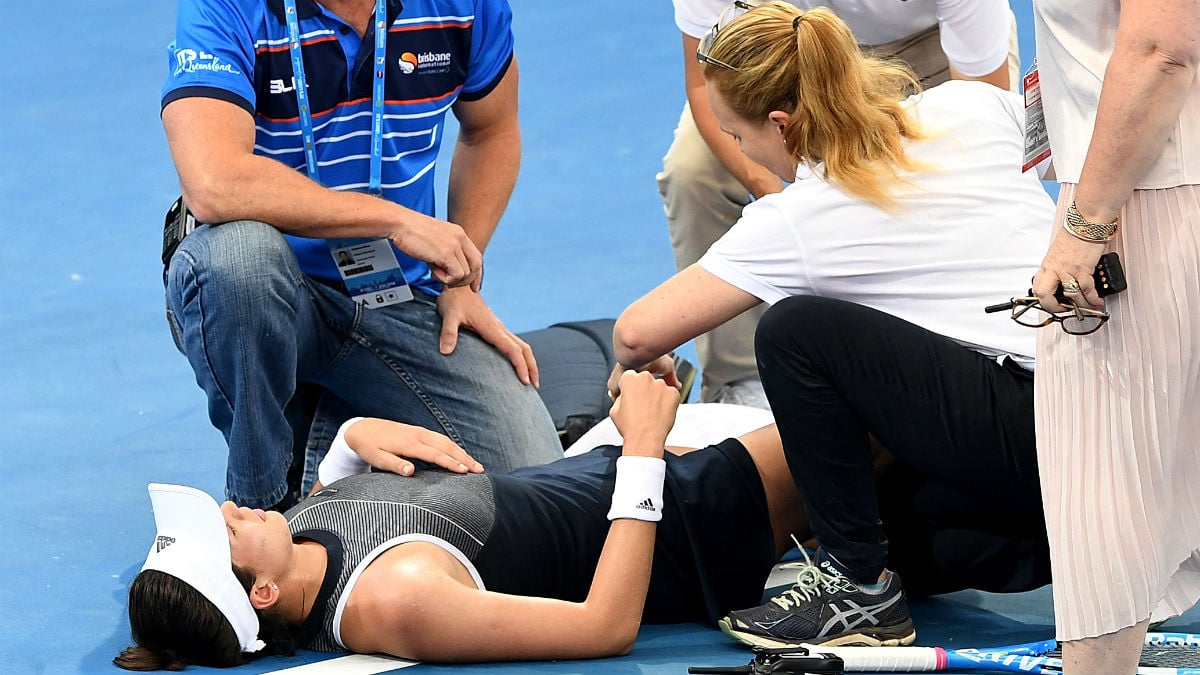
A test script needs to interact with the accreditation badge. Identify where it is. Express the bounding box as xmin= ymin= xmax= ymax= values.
xmin=1021 ymin=60 xmax=1051 ymax=173
xmin=327 ymin=238 xmax=413 ymax=309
